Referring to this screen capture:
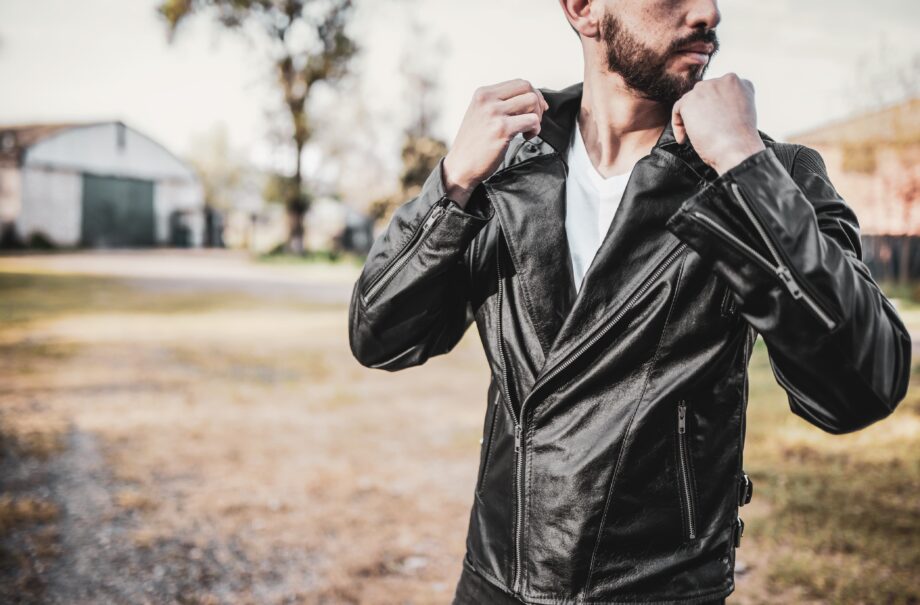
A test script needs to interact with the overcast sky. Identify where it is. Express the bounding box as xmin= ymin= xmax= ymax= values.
xmin=1 ymin=0 xmax=917 ymax=200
